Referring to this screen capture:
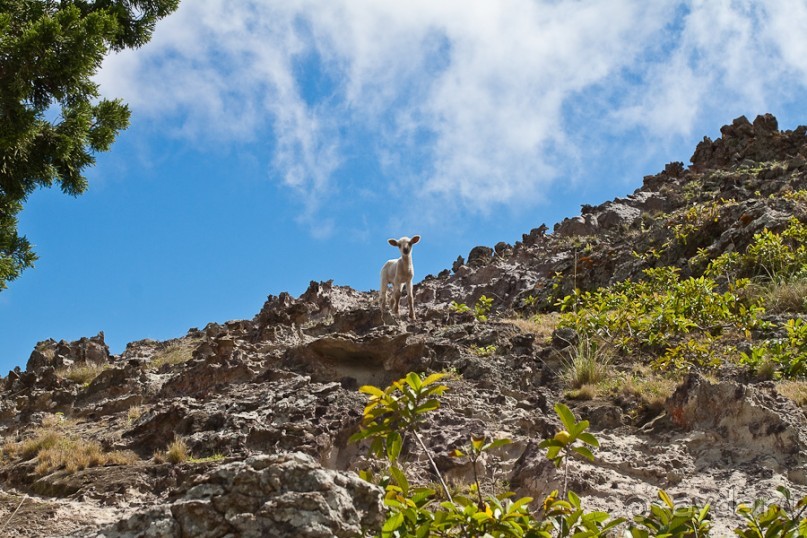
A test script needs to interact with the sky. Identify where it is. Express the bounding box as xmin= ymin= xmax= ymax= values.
xmin=3 ymin=0 xmax=807 ymax=373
